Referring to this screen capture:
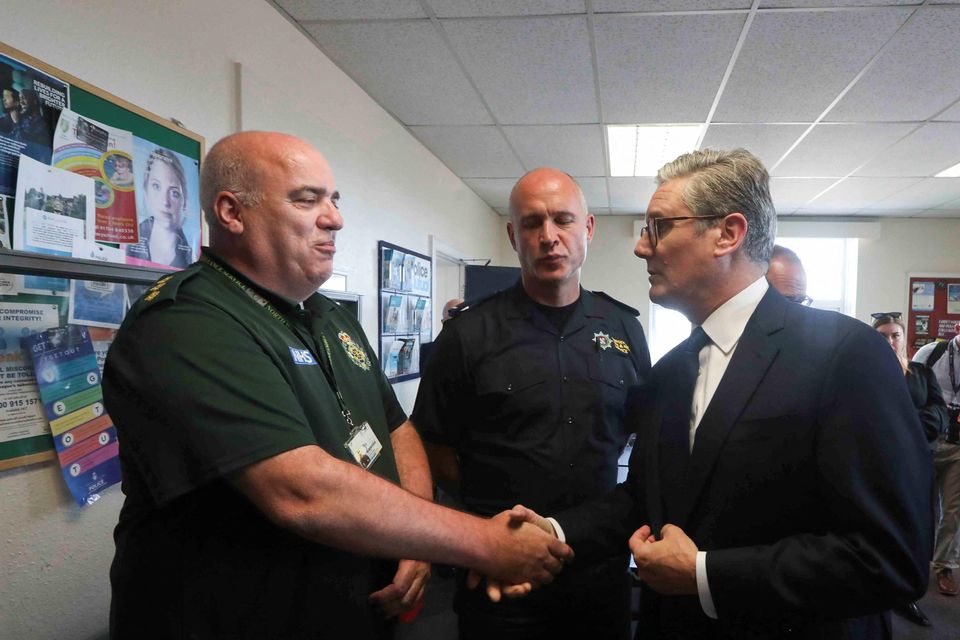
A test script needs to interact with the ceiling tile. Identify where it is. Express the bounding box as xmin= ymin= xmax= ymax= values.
xmin=713 ymin=9 xmax=911 ymax=122
xmin=278 ymin=0 xmax=425 ymax=21
xmin=760 ymin=0 xmax=921 ymax=6
xmin=608 ymin=177 xmax=659 ymax=210
xmin=429 ymin=0 xmax=585 ymax=18
xmin=502 ymin=125 xmax=606 ymax=176
xmin=594 ymin=13 xmax=745 ymax=123
xmin=802 ymin=177 xmax=921 ymax=213
xmin=578 ymin=177 xmax=610 ymax=208
xmin=462 ymin=178 xmax=516 ymax=208
xmin=827 ymin=8 xmax=960 ymax=122
xmin=854 ymin=123 xmax=960 ymax=177
xmin=408 ymin=126 xmax=524 ymax=177
xmin=700 ymin=124 xmax=808 ymax=170
xmin=861 ymin=177 xmax=960 ymax=211
xmin=769 ymin=177 xmax=840 ymax=213
xmin=441 ymin=16 xmax=597 ymax=124
xmin=773 ymin=123 xmax=915 ymax=177
xmin=595 ymin=0 xmax=751 ymax=10
xmin=306 ymin=21 xmax=491 ymax=125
